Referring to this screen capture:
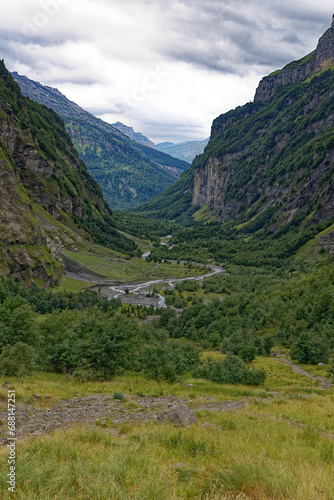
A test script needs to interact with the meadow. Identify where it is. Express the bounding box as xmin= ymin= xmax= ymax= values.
xmin=0 ymin=355 xmax=333 ymax=500
xmin=63 ymin=250 xmax=207 ymax=283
